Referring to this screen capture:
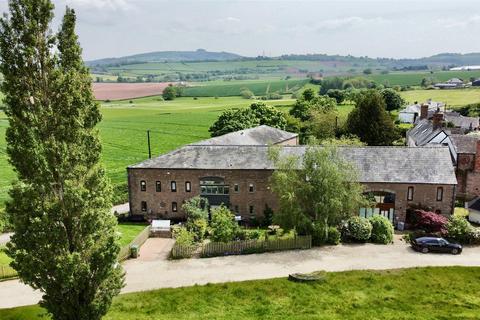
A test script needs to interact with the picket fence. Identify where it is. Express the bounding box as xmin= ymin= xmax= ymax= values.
xmin=171 ymin=235 xmax=312 ymax=259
